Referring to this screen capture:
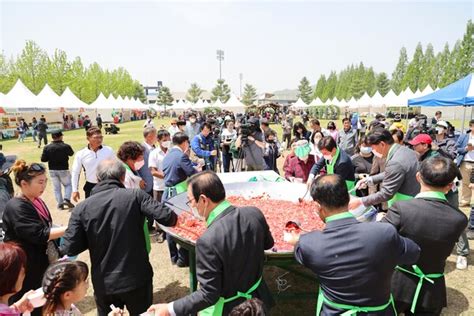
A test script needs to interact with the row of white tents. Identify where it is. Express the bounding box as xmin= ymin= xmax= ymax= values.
xmin=291 ymin=86 xmax=436 ymax=110
xmin=0 ymin=80 xmax=149 ymax=111
xmin=152 ymin=94 xmax=247 ymax=113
